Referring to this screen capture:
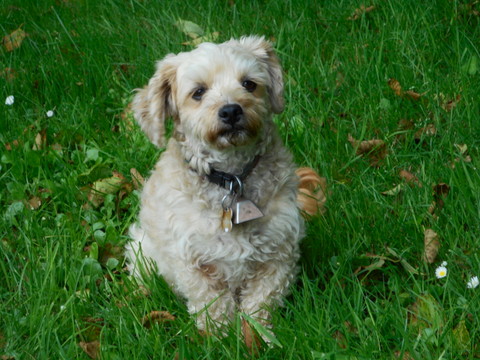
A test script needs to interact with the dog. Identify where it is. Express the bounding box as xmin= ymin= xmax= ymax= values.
xmin=125 ymin=36 xmax=305 ymax=333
